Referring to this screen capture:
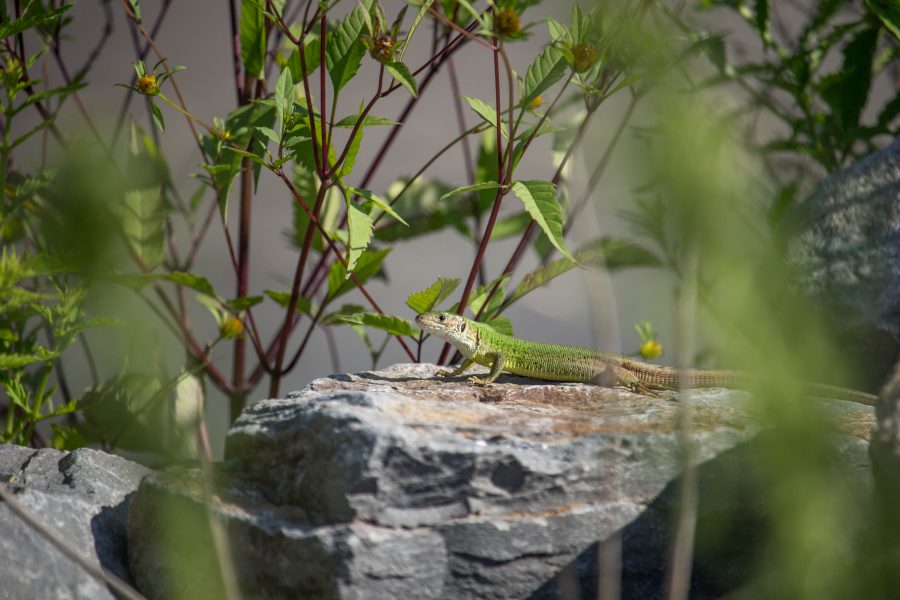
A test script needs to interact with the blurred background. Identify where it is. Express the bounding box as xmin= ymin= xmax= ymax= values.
xmin=3 ymin=0 xmax=897 ymax=455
